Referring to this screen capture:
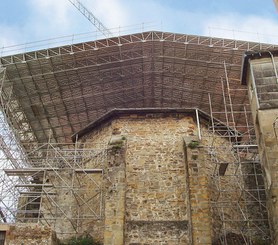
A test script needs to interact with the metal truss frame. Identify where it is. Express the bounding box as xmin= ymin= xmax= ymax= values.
xmin=1 ymin=31 xmax=277 ymax=145
xmin=68 ymin=0 xmax=112 ymax=37
xmin=1 ymin=31 xmax=277 ymax=66
xmin=0 ymin=31 xmax=275 ymax=239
